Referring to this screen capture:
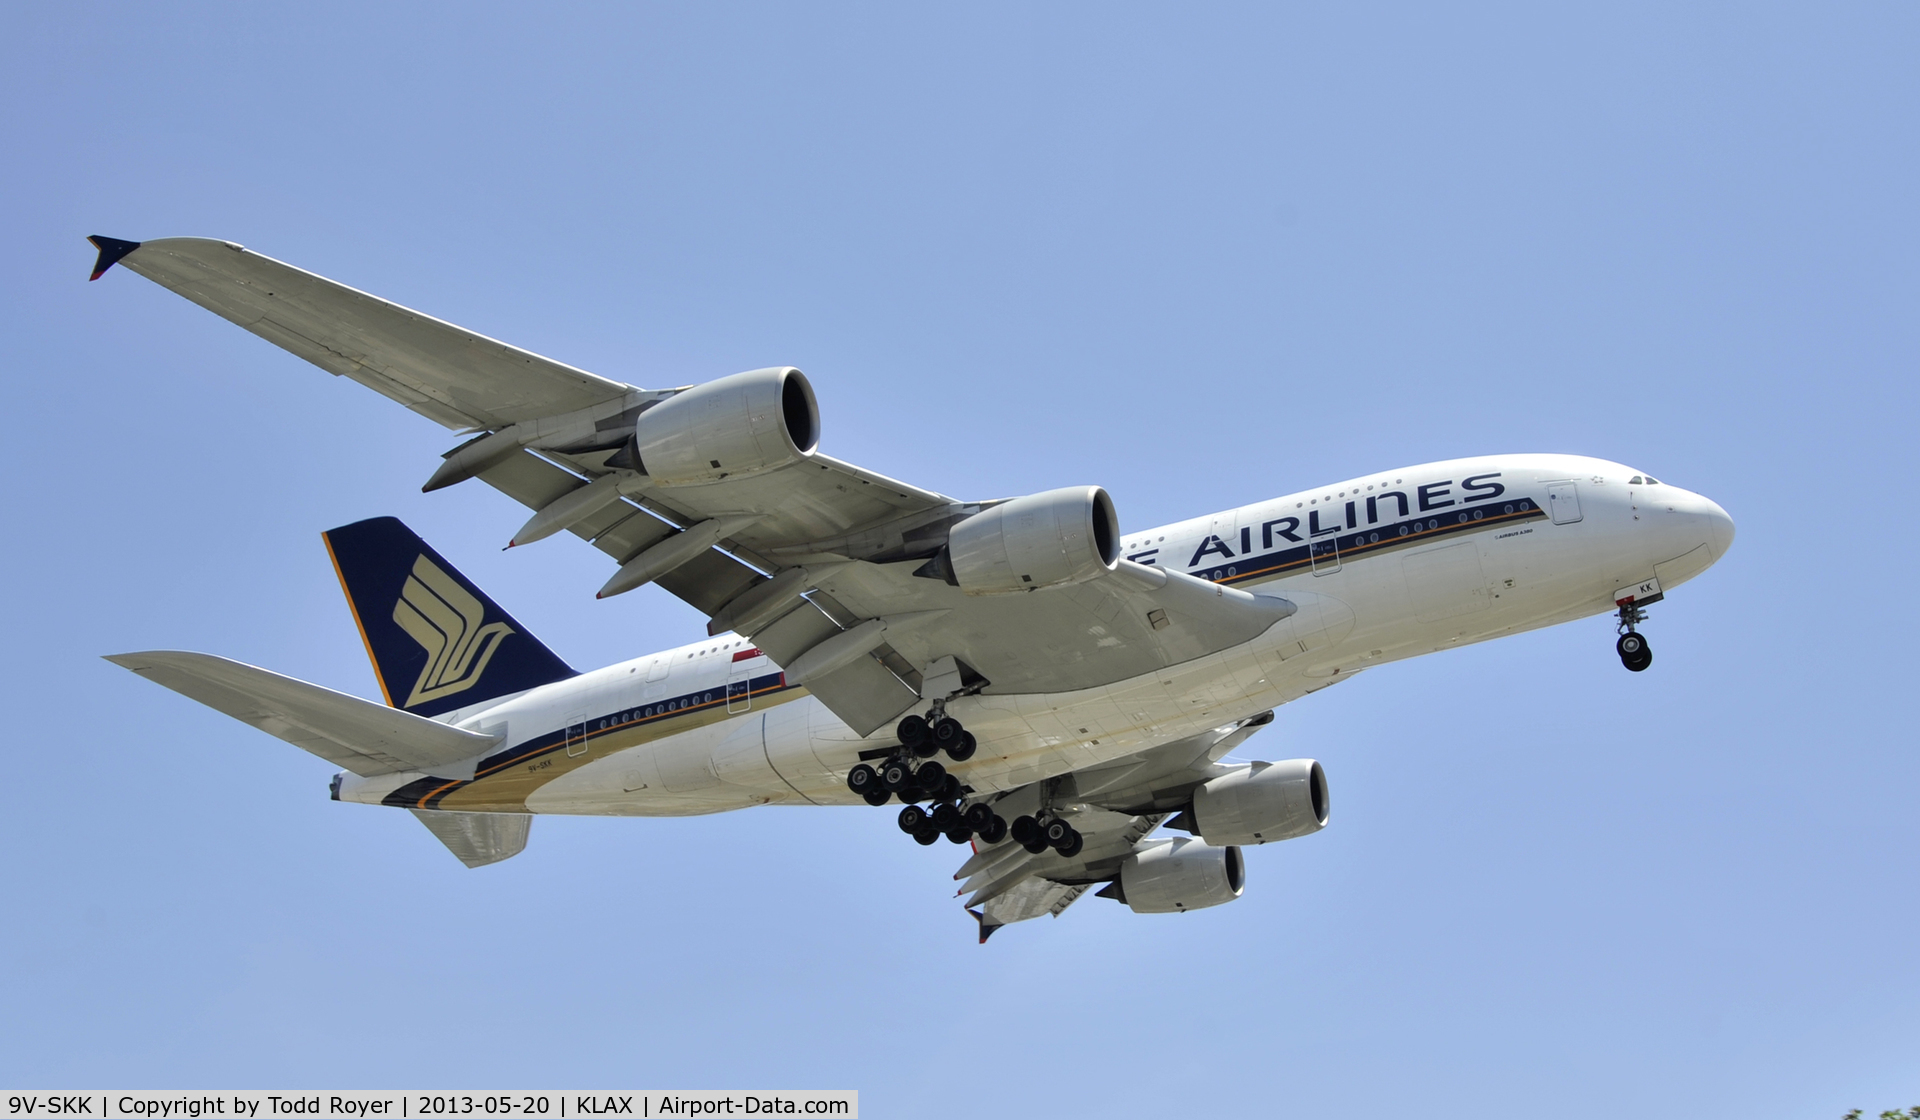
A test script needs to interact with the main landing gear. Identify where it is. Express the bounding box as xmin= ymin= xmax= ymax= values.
xmin=1616 ymin=601 xmax=1653 ymax=672
xmin=843 ymin=710 xmax=1005 ymax=847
